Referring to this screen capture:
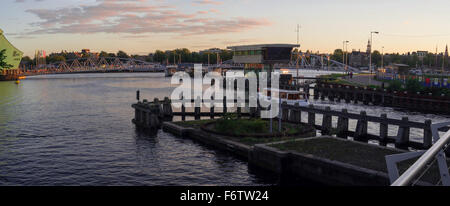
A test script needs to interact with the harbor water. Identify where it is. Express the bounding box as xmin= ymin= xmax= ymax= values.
xmin=0 ymin=71 xmax=448 ymax=185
